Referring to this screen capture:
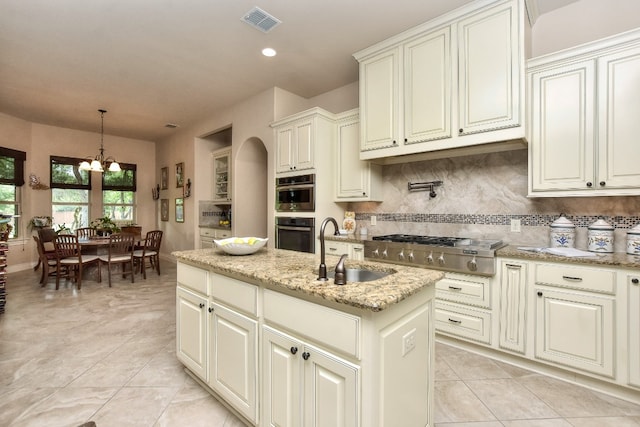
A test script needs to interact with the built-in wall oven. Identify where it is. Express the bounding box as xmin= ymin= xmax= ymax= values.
xmin=275 ymin=217 xmax=315 ymax=253
xmin=275 ymin=174 xmax=315 ymax=212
